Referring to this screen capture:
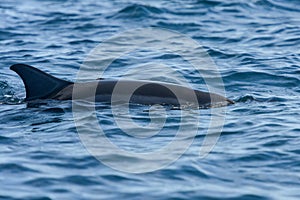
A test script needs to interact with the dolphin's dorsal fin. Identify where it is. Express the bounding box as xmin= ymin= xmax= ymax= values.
xmin=10 ymin=64 xmax=73 ymax=101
